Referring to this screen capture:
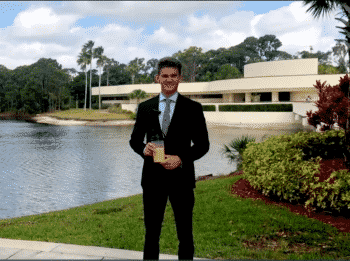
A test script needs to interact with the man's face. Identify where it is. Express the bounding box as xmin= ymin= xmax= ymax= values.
xmin=155 ymin=67 xmax=183 ymax=97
